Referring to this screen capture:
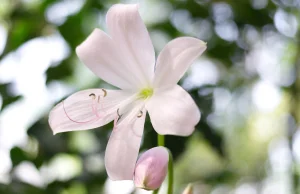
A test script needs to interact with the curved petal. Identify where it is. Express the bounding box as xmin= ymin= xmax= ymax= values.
xmin=153 ymin=37 xmax=207 ymax=87
xmin=105 ymin=108 xmax=146 ymax=180
xmin=76 ymin=29 xmax=140 ymax=90
xmin=146 ymin=85 xmax=200 ymax=136
xmin=49 ymin=89 xmax=133 ymax=134
xmin=106 ymin=4 xmax=155 ymax=87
